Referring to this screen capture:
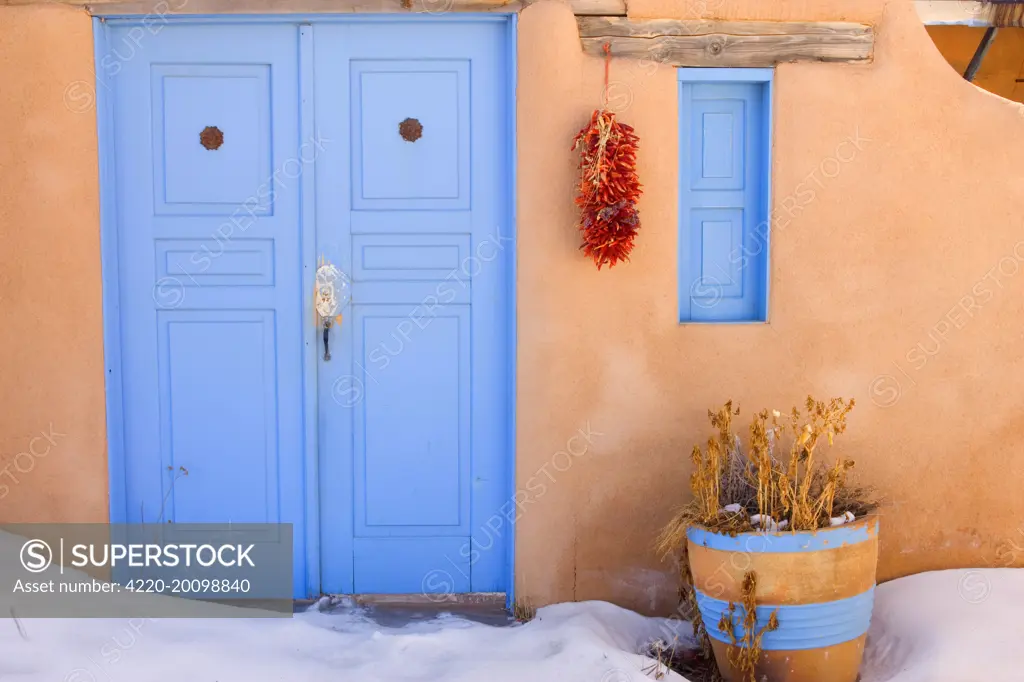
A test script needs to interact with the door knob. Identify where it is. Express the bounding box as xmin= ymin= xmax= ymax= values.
xmin=315 ymin=257 xmax=351 ymax=362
